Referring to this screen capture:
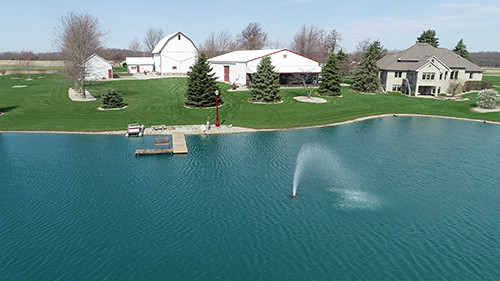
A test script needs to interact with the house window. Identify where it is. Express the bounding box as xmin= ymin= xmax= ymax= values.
xmin=172 ymin=66 xmax=177 ymax=70
xmin=444 ymin=71 xmax=448 ymax=79
xmin=438 ymin=87 xmax=441 ymax=93
xmin=392 ymin=84 xmax=402 ymax=91
xmin=451 ymin=71 xmax=459 ymax=79
xmin=178 ymin=34 xmax=181 ymax=40
xmin=394 ymin=72 xmax=402 ymax=78
xmin=439 ymin=73 xmax=443 ymax=80
xmin=422 ymin=72 xmax=435 ymax=80
xmin=469 ymin=72 xmax=473 ymax=79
